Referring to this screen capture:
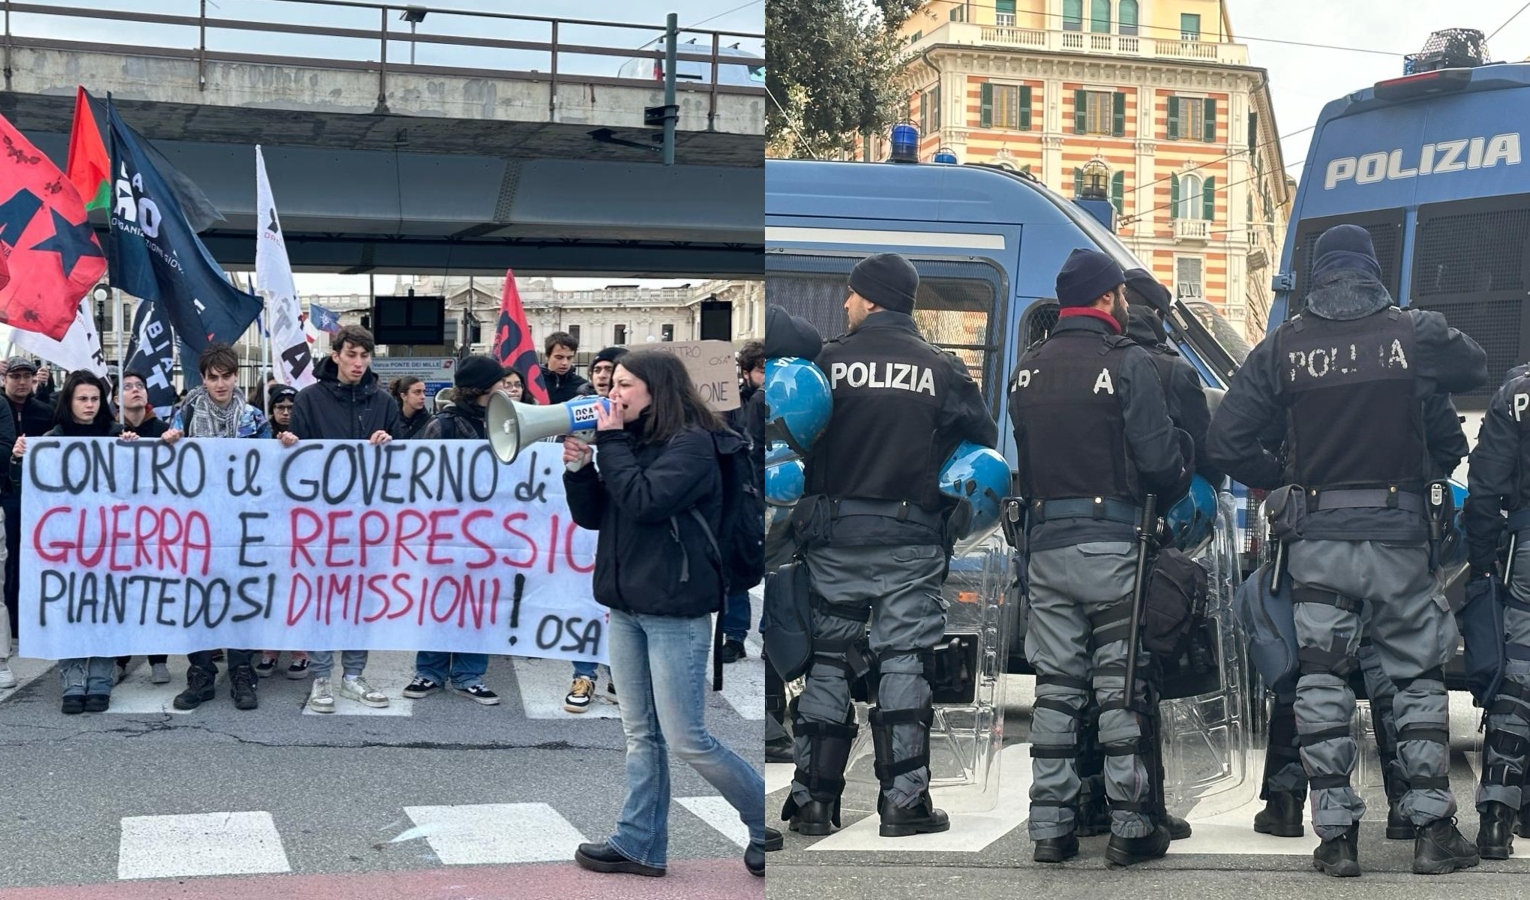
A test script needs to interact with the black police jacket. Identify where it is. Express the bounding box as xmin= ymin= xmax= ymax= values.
xmin=1126 ymin=310 xmax=1221 ymax=486
xmin=803 ymin=311 xmax=998 ymax=546
xmin=1010 ymin=314 xmax=1191 ymax=551
xmin=1209 ymin=273 xmax=1486 ymax=542
xmin=1465 ymin=364 xmax=1530 ymax=573
xmin=564 ymin=419 xmax=725 ymax=618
